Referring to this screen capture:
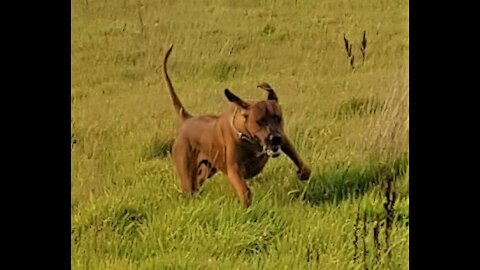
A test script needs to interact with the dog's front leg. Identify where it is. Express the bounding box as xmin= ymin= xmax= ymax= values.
xmin=281 ymin=136 xmax=311 ymax=181
xmin=226 ymin=164 xmax=251 ymax=207
xmin=225 ymin=145 xmax=251 ymax=207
